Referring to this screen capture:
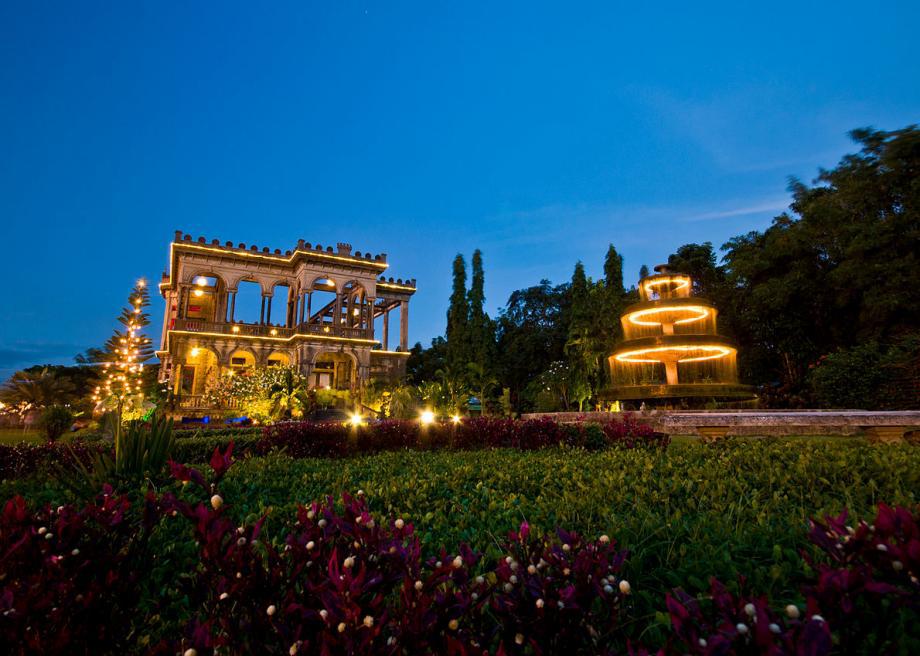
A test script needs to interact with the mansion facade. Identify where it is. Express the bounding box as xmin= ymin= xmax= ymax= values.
xmin=156 ymin=231 xmax=416 ymax=413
